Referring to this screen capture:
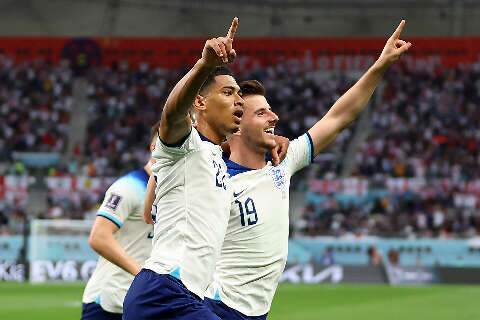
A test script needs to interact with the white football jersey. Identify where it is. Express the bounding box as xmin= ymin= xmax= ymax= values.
xmin=83 ymin=169 xmax=153 ymax=314
xmin=206 ymin=133 xmax=313 ymax=316
xmin=144 ymin=127 xmax=231 ymax=299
